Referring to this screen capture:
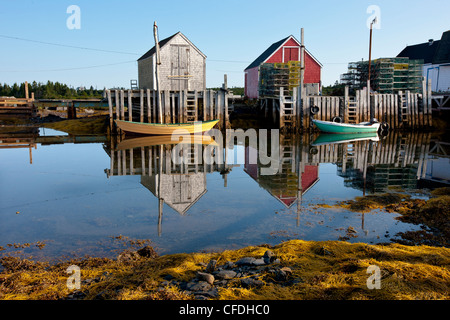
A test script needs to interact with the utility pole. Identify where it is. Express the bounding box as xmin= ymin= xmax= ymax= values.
xmin=153 ymin=21 xmax=163 ymax=124
xmin=368 ymin=17 xmax=377 ymax=91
